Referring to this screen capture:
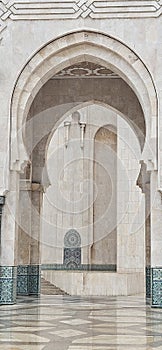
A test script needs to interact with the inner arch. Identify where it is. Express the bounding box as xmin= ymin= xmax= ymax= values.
xmin=26 ymin=60 xmax=145 ymax=185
